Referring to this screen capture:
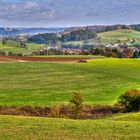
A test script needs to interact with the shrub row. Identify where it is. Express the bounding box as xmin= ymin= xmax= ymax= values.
xmin=0 ymin=105 xmax=122 ymax=119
